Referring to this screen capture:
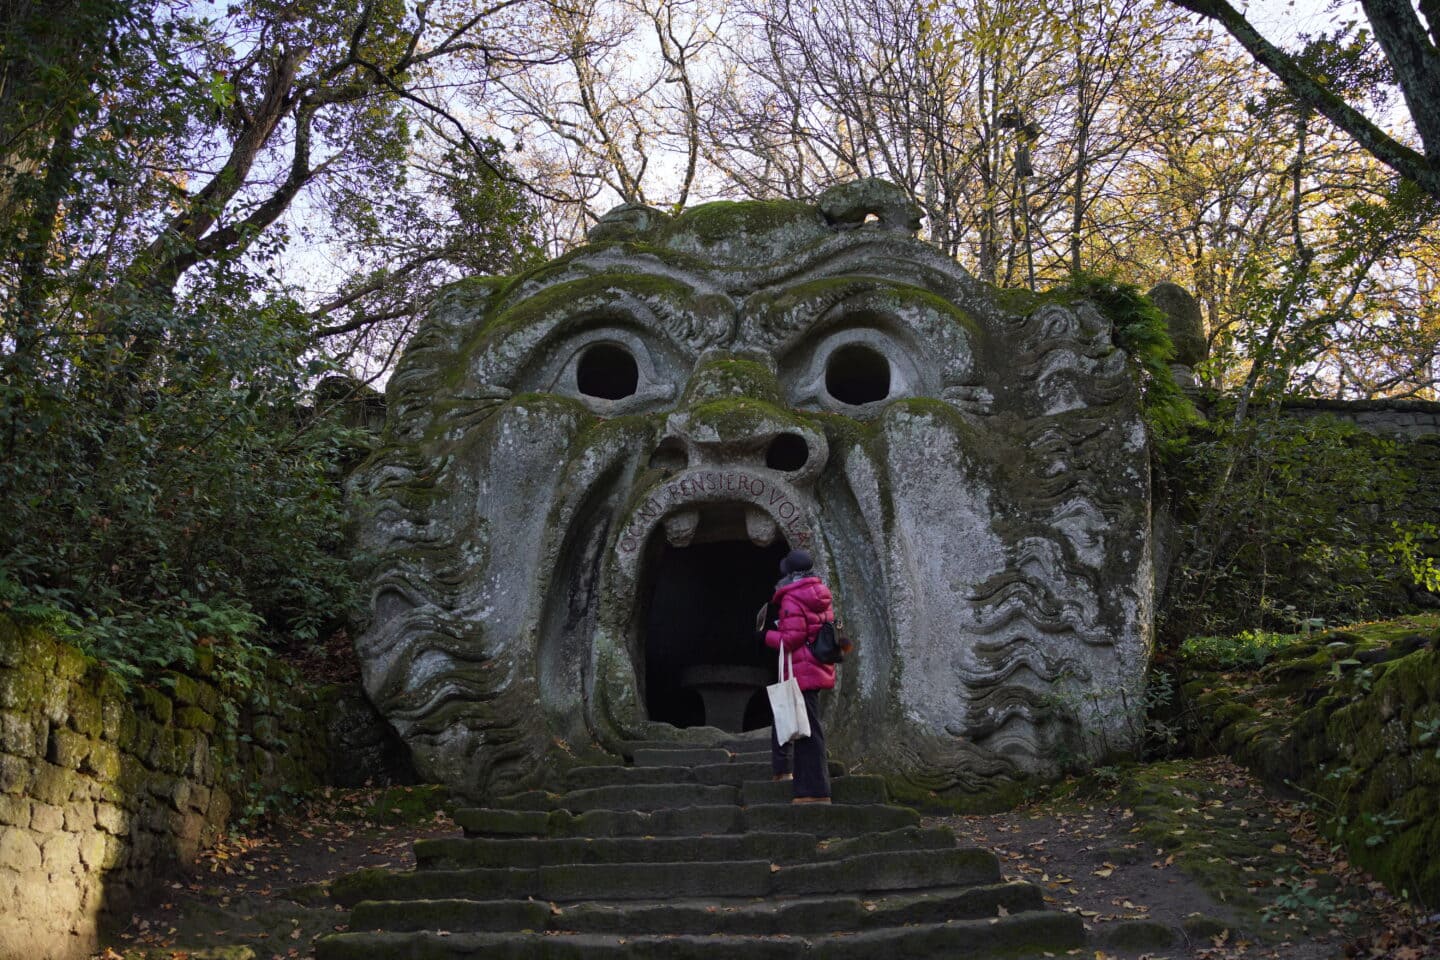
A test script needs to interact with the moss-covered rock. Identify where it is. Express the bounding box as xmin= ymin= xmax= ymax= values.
xmin=1180 ymin=614 xmax=1440 ymax=905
